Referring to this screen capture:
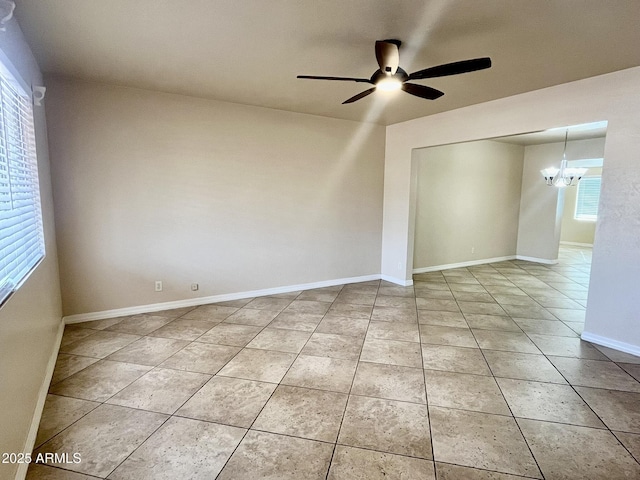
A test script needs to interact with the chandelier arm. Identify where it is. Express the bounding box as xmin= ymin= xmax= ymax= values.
xmin=540 ymin=128 xmax=586 ymax=187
